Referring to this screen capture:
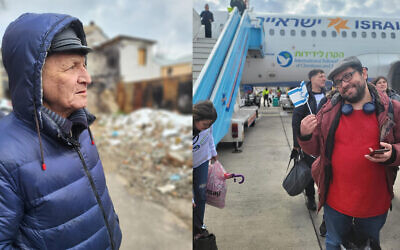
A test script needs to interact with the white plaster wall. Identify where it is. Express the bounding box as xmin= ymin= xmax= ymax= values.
xmin=87 ymin=51 xmax=107 ymax=78
xmin=86 ymin=29 xmax=108 ymax=47
xmin=193 ymin=9 xmax=201 ymax=40
xmin=119 ymin=40 xmax=160 ymax=83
